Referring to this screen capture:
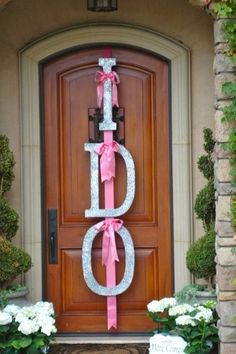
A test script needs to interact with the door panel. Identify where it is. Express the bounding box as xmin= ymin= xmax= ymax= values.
xmin=42 ymin=47 xmax=172 ymax=332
